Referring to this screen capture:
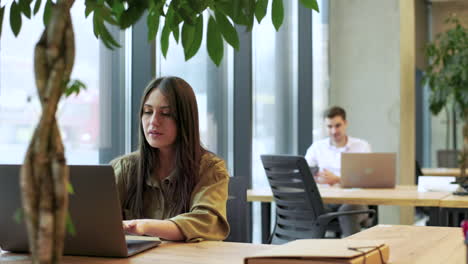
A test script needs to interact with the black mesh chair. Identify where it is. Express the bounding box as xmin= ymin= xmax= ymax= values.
xmin=261 ymin=154 xmax=375 ymax=245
